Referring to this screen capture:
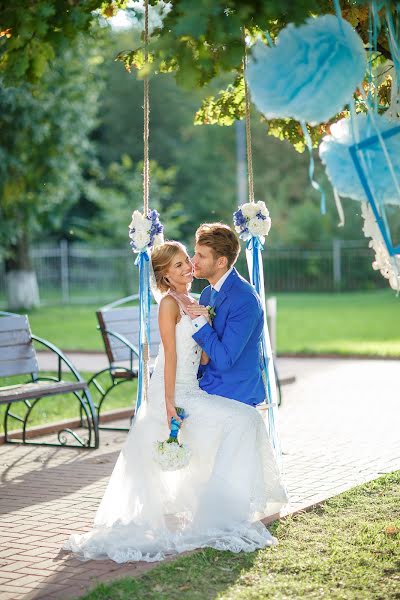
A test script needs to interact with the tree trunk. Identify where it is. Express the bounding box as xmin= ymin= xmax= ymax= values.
xmin=5 ymin=236 xmax=40 ymax=310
